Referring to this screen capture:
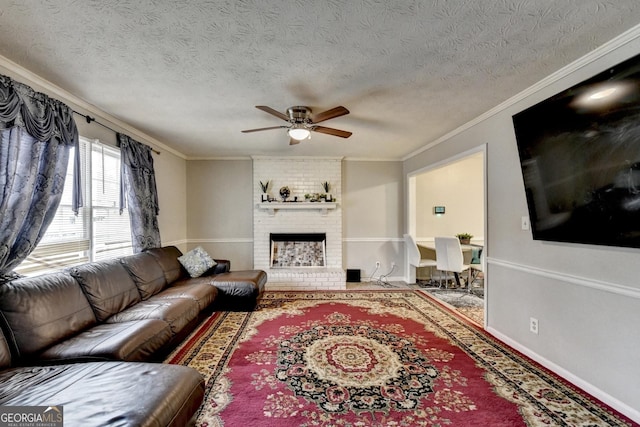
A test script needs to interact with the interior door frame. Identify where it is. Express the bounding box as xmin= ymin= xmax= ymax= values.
xmin=406 ymin=144 xmax=488 ymax=326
